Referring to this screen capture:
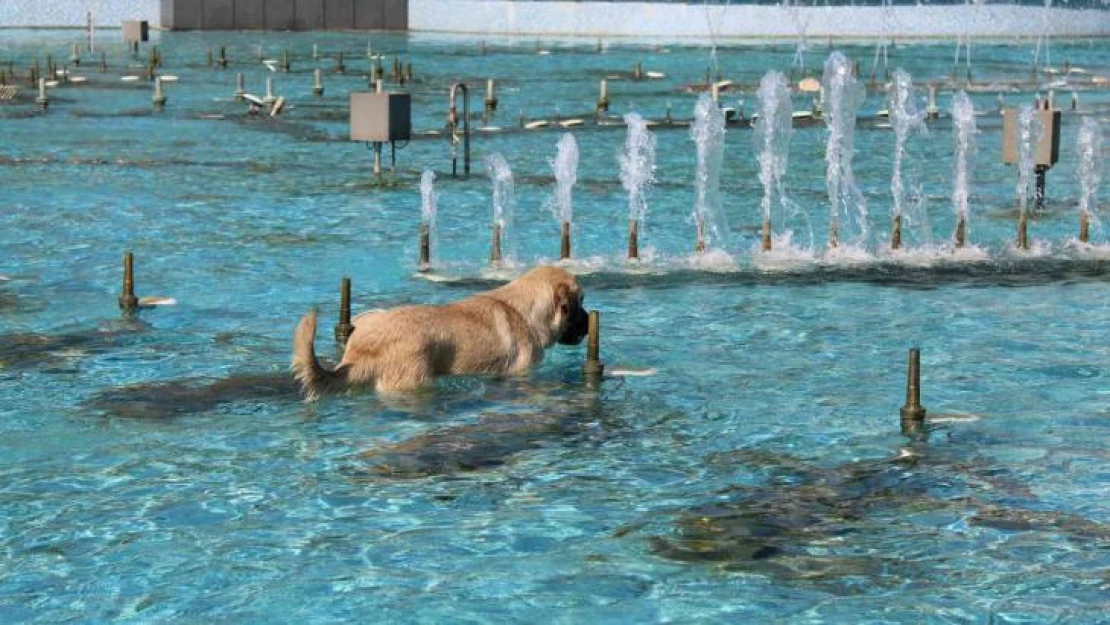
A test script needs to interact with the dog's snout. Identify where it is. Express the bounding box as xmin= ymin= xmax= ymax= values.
xmin=558 ymin=306 xmax=590 ymax=345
